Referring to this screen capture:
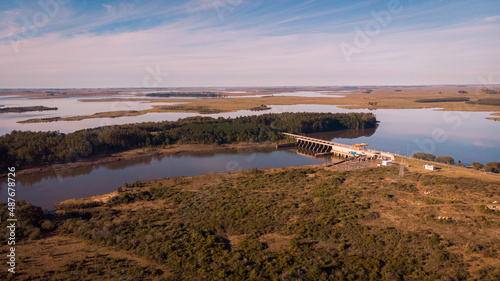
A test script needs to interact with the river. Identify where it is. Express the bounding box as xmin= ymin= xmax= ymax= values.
xmin=1 ymin=147 xmax=334 ymax=210
xmin=1 ymin=93 xmax=499 ymax=209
